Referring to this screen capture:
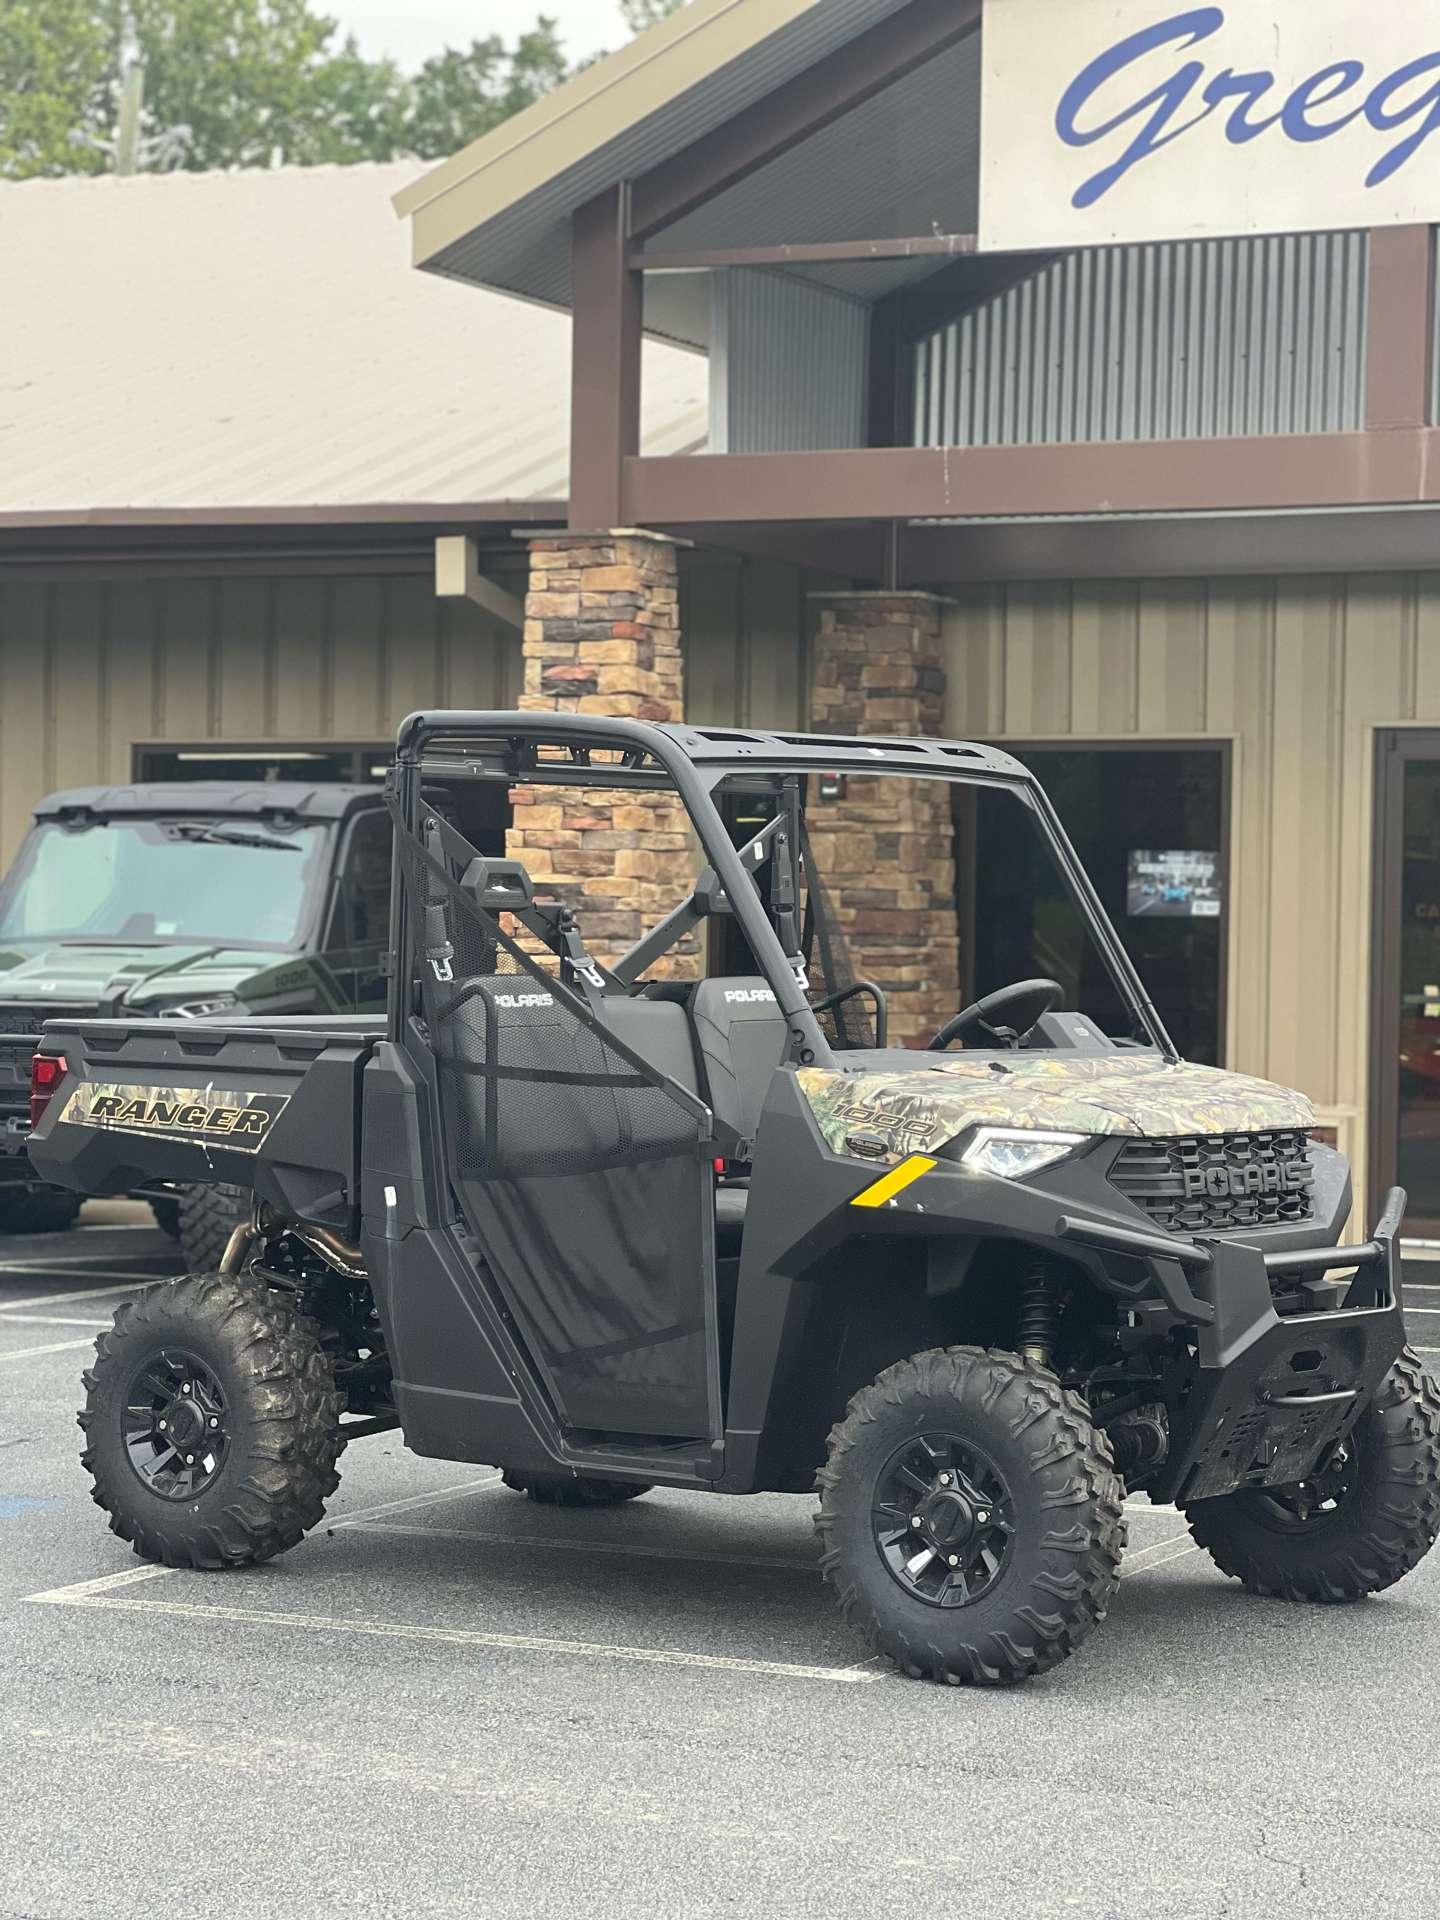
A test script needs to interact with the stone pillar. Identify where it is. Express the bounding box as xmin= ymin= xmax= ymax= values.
xmin=508 ymin=530 xmax=697 ymax=975
xmin=807 ymin=592 xmax=958 ymax=1046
